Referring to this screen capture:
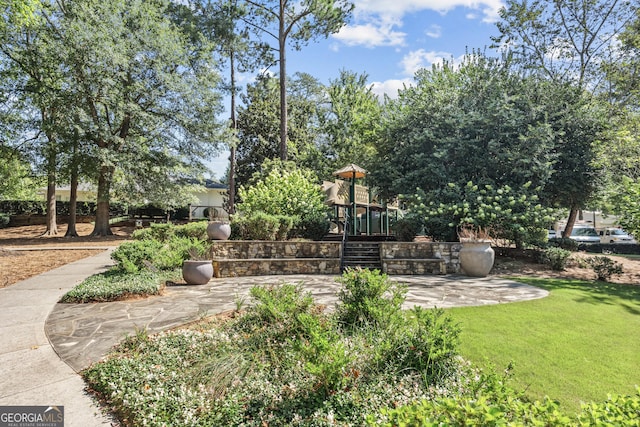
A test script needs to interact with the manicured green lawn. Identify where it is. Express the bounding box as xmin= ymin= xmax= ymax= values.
xmin=447 ymin=278 xmax=640 ymax=413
